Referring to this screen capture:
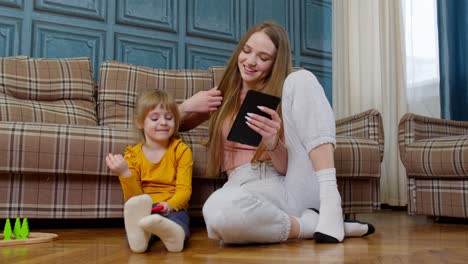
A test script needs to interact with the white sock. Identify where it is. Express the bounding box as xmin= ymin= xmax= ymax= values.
xmin=297 ymin=208 xmax=375 ymax=239
xmin=313 ymin=168 xmax=344 ymax=243
xmin=124 ymin=194 xmax=153 ymax=253
xmin=139 ymin=214 xmax=185 ymax=252
xmin=344 ymin=221 xmax=375 ymax=237
xmin=296 ymin=209 xmax=319 ymax=239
